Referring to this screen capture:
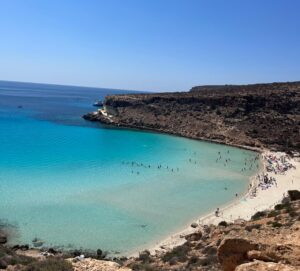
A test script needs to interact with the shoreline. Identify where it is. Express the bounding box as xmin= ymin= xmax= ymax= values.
xmin=85 ymin=109 xmax=263 ymax=153
xmin=129 ymin=149 xmax=300 ymax=257
xmin=84 ymin=109 xmax=300 ymax=257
